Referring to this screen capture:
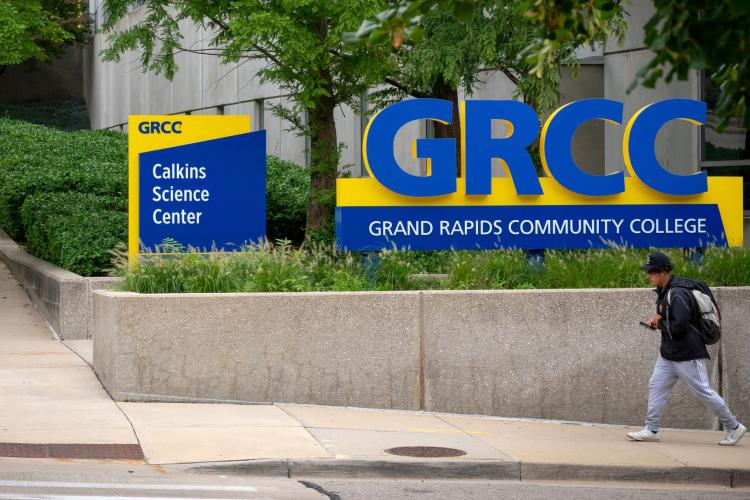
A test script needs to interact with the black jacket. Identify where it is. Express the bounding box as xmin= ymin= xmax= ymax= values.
xmin=655 ymin=275 xmax=709 ymax=361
